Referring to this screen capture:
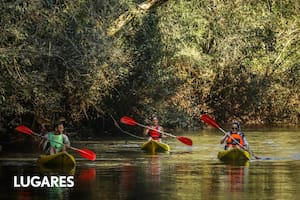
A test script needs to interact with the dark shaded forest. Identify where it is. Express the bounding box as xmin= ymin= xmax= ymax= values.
xmin=0 ymin=0 xmax=299 ymax=137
